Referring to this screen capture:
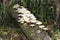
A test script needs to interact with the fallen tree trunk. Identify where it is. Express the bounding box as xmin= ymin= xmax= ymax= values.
xmin=12 ymin=4 xmax=52 ymax=40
